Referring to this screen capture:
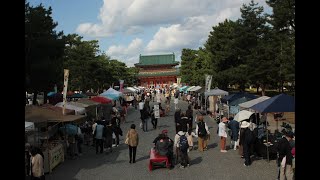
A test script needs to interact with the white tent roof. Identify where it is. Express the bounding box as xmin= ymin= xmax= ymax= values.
xmin=238 ymin=96 xmax=270 ymax=109
xmin=127 ymin=87 xmax=138 ymax=92
xmin=189 ymin=86 xmax=202 ymax=92
xmin=55 ymin=102 xmax=86 ymax=115
xmin=25 ymin=121 xmax=35 ymax=131
xmin=204 ymin=87 xmax=229 ymax=97
xmin=186 ymin=86 xmax=196 ymax=91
